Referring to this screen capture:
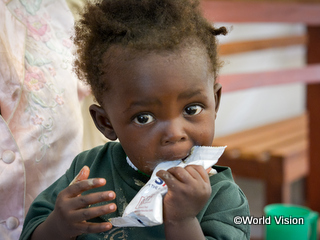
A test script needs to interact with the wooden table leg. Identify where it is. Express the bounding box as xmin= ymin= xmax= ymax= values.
xmin=265 ymin=157 xmax=289 ymax=204
xmin=306 ymin=26 xmax=320 ymax=213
